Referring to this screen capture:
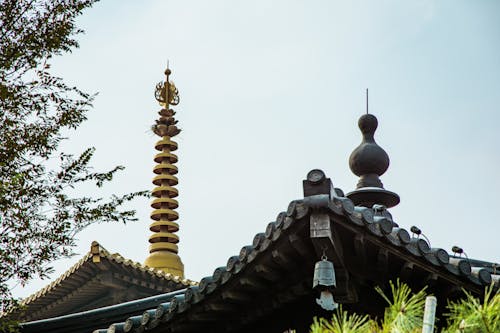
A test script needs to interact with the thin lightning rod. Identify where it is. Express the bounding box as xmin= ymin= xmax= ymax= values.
xmin=366 ymin=88 xmax=369 ymax=115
